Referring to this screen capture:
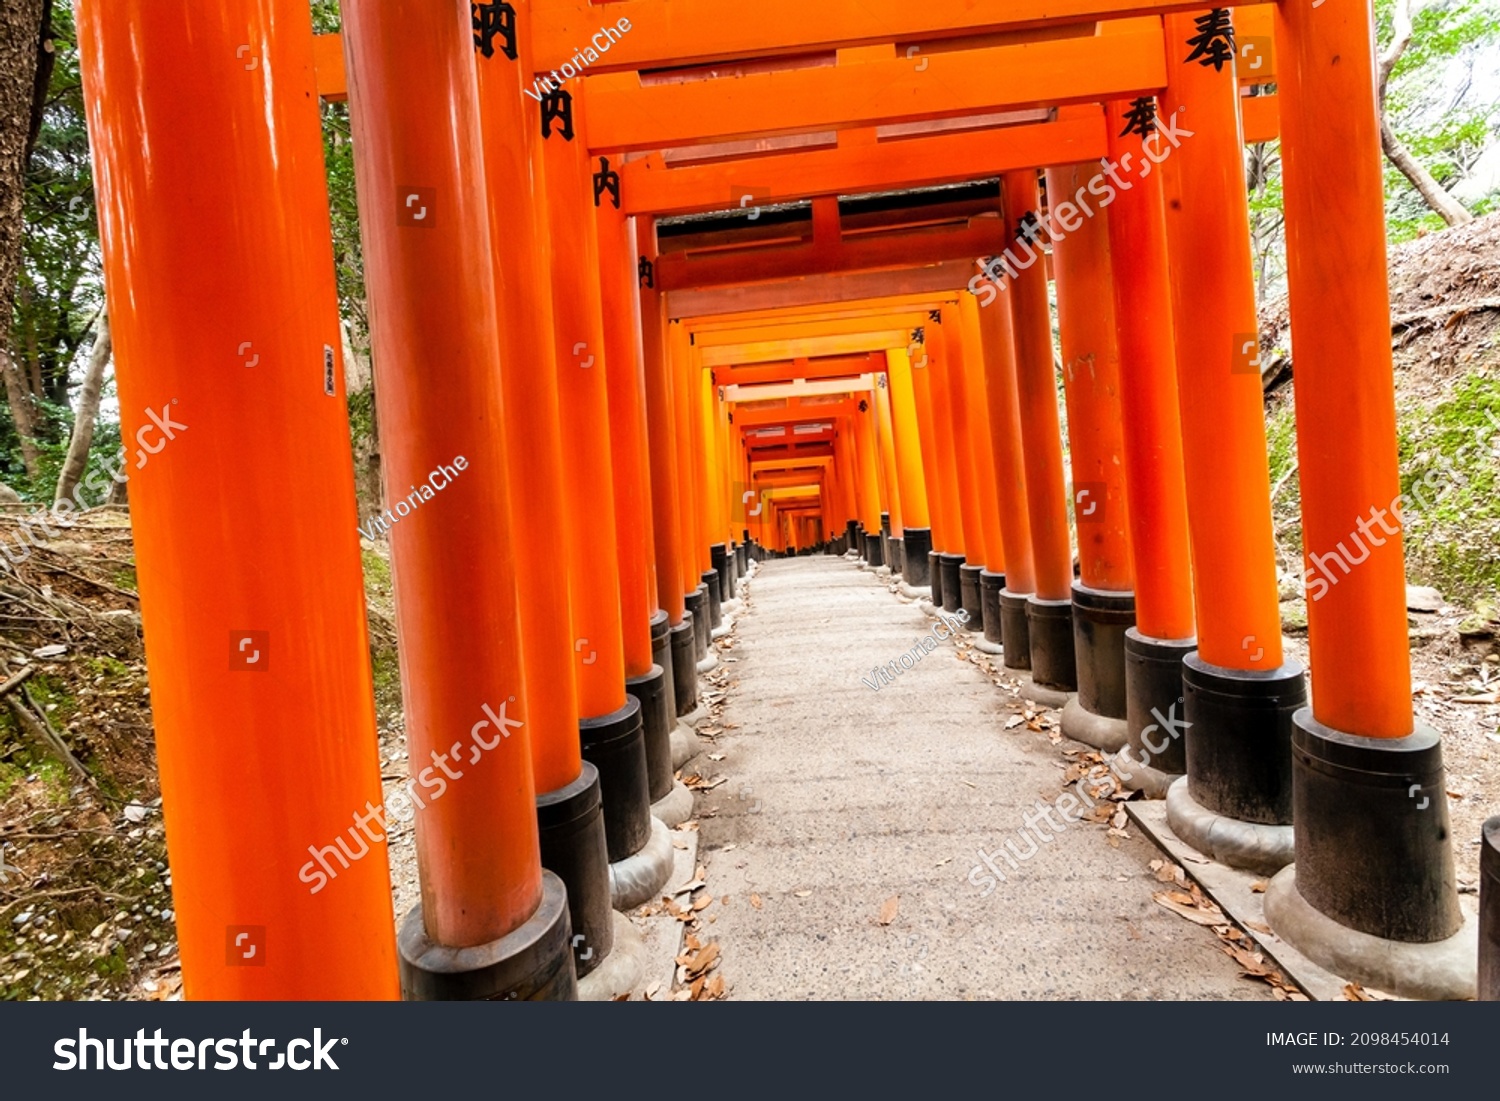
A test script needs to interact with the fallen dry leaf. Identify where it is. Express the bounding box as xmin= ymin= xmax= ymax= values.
xmin=750 ymin=893 xmax=763 ymax=909
xmin=1250 ymin=880 xmax=1268 ymax=894
xmin=1152 ymin=891 xmax=1226 ymax=926
xmin=878 ymin=895 xmax=900 ymax=926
